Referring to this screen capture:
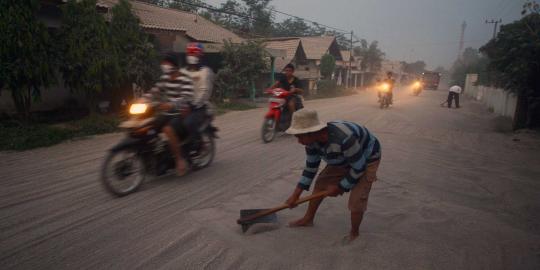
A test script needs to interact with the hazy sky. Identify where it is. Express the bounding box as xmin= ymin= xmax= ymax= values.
xmin=206 ymin=0 xmax=523 ymax=69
